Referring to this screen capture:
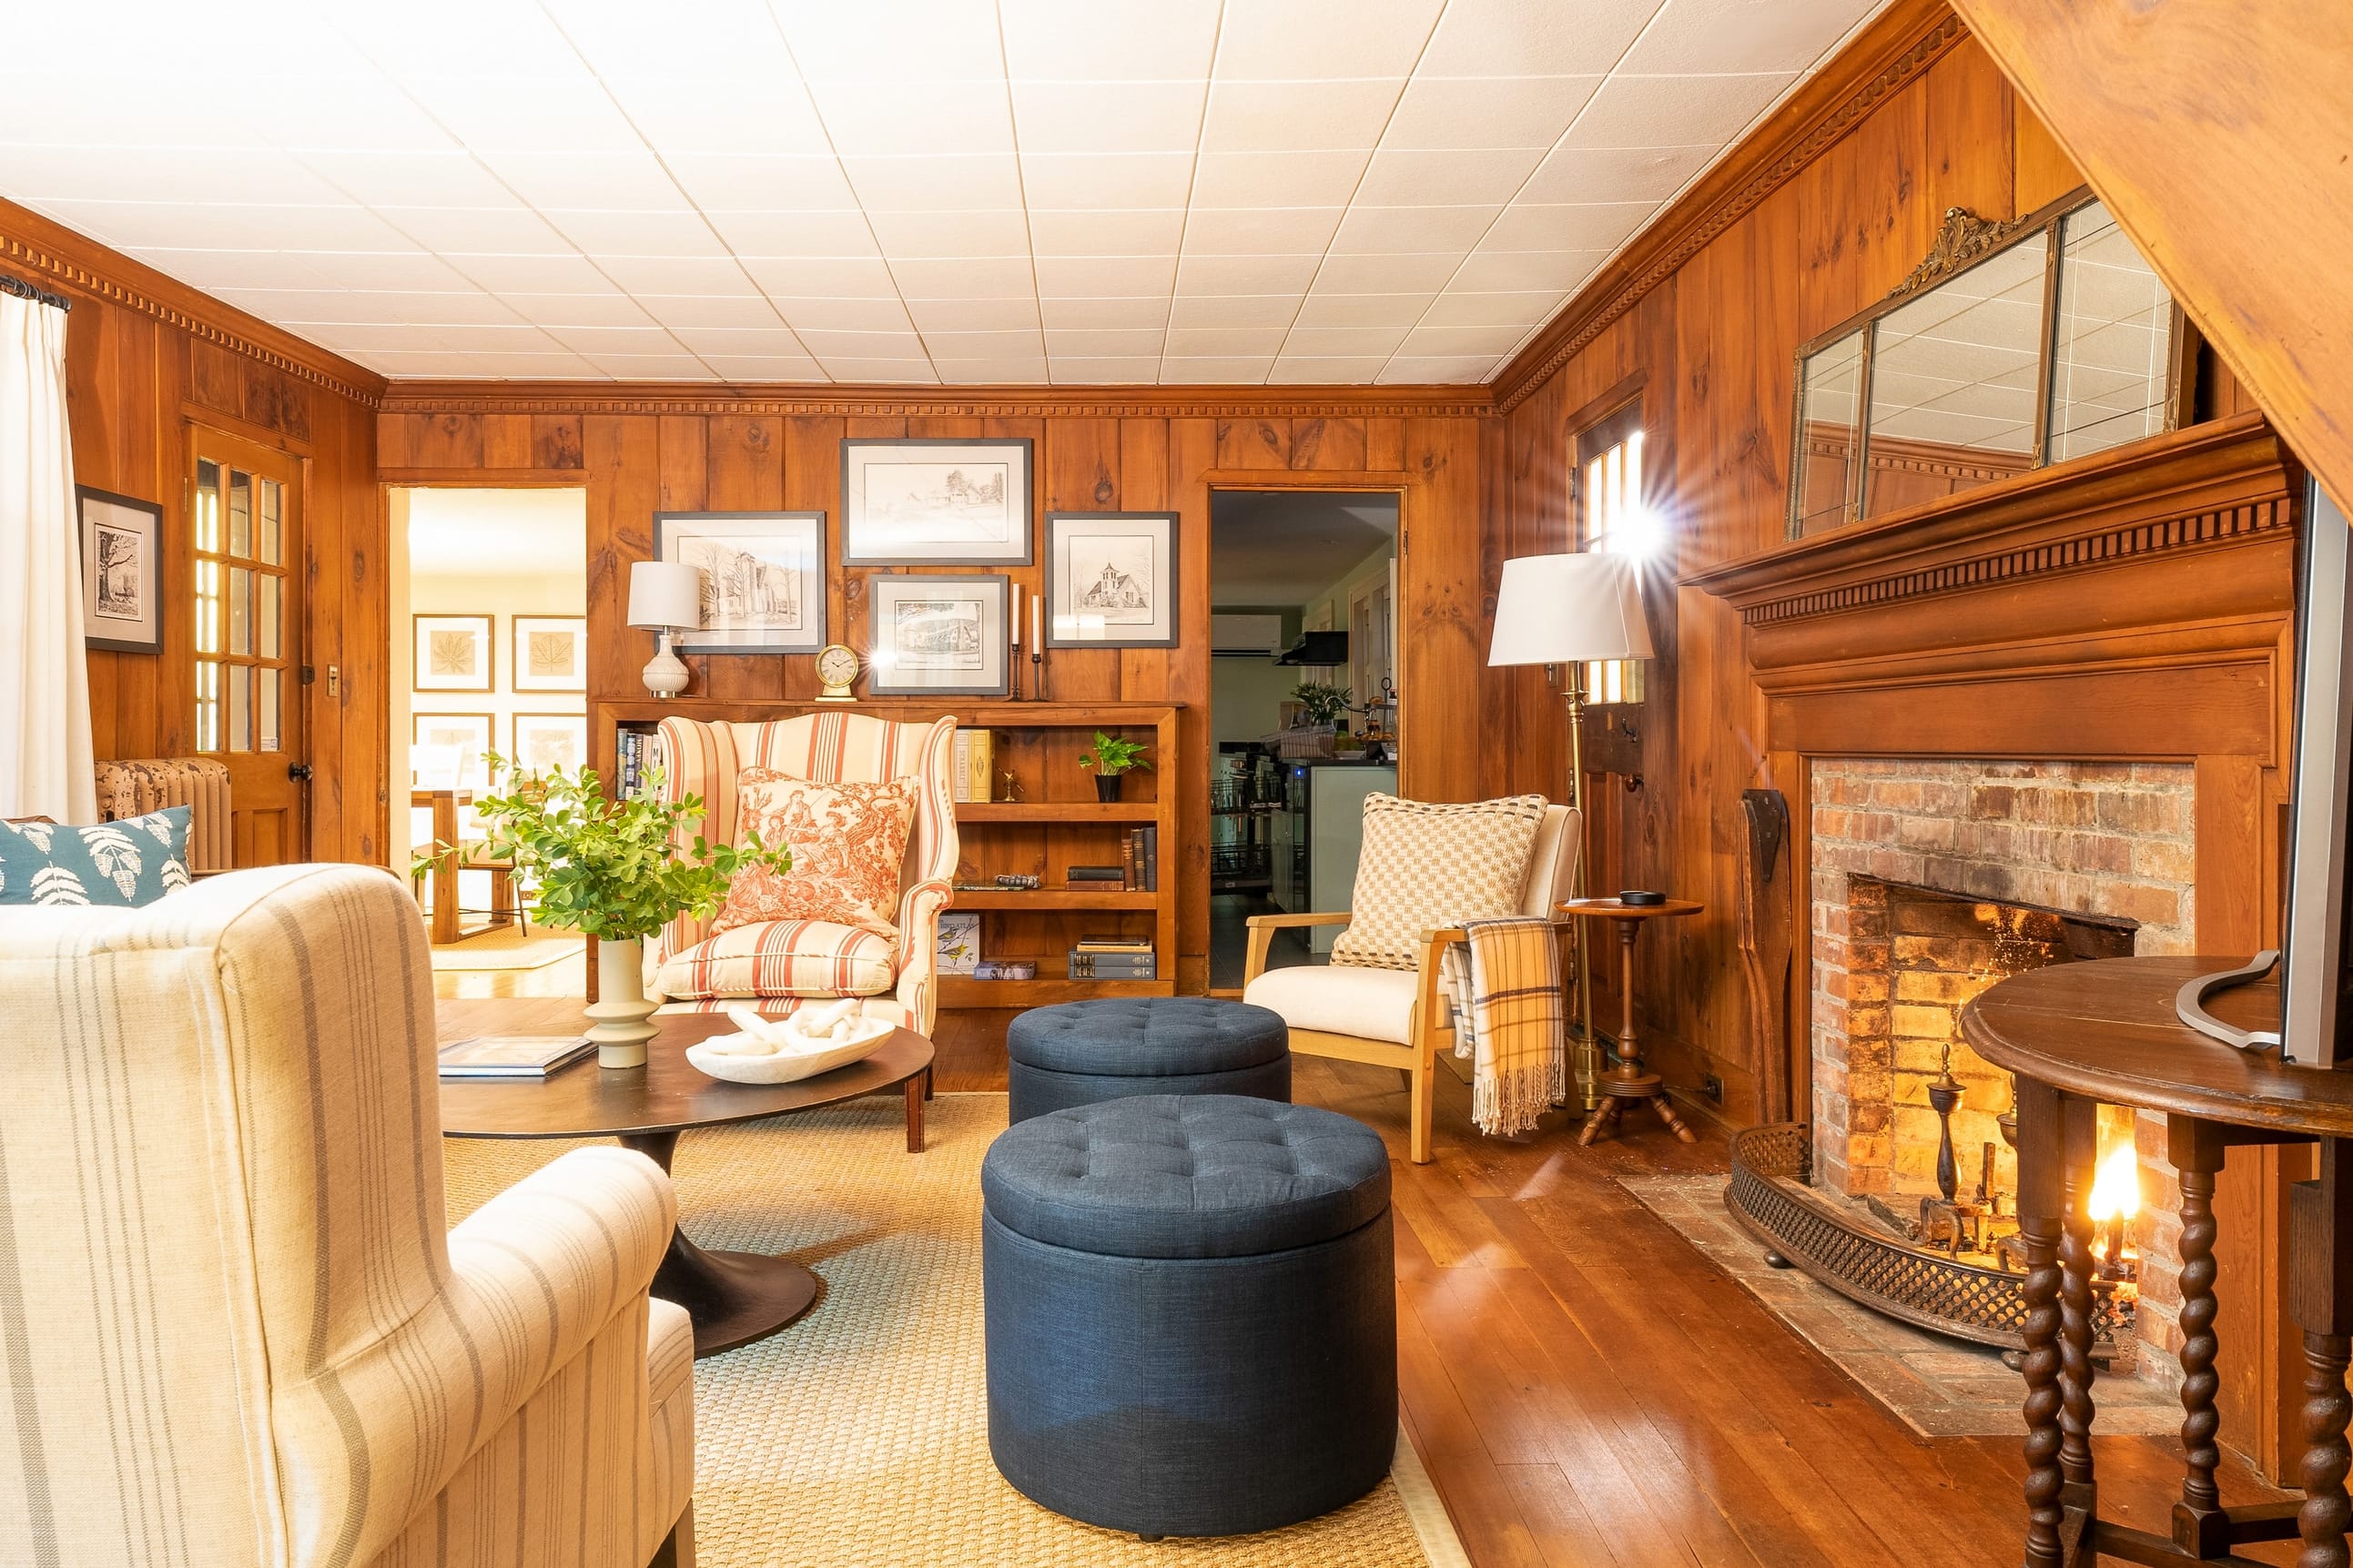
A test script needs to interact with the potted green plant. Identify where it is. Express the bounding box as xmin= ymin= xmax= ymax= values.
xmin=1290 ymin=682 xmax=1353 ymax=728
xmin=1079 ymin=730 xmax=1152 ymax=803
xmin=472 ymin=756 xmax=789 ymax=1067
